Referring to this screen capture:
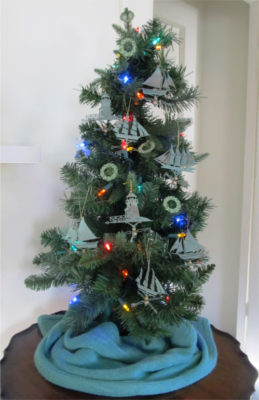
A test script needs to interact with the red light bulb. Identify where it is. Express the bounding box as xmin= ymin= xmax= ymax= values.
xmin=165 ymin=295 xmax=170 ymax=302
xmin=136 ymin=26 xmax=140 ymax=32
xmin=122 ymin=269 xmax=129 ymax=279
xmin=104 ymin=242 xmax=112 ymax=252
xmin=122 ymin=114 xmax=133 ymax=123
xmin=180 ymin=132 xmax=184 ymax=137
xmin=121 ymin=139 xmax=127 ymax=150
